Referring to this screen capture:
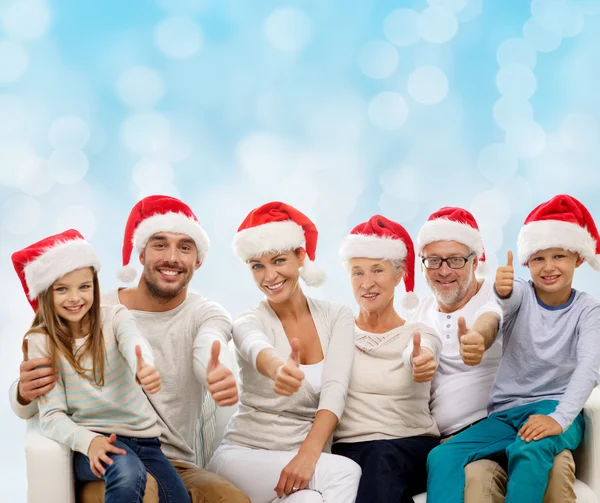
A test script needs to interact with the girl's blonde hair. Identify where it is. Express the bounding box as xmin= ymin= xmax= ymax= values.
xmin=26 ymin=269 xmax=106 ymax=386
